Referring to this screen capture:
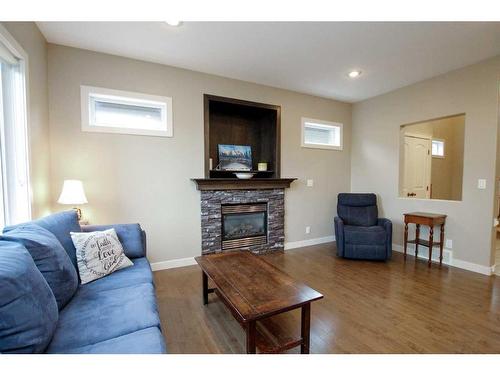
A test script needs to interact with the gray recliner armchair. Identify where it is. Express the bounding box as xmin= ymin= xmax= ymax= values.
xmin=334 ymin=193 xmax=392 ymax=260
